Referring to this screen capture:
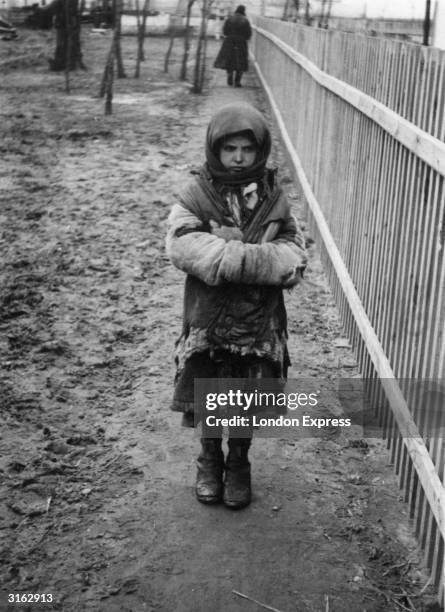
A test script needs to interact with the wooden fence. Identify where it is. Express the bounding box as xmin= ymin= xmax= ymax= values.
xmin=251 ymin=17 xmax=445 ymax=604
